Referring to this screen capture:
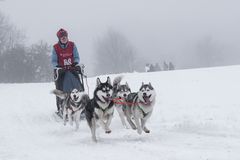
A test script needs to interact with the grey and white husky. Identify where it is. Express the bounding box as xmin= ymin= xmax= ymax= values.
xmin=112 ymin=76 xmax=131 ymax=128
xmin=85 ymin=77 xmax=114 ymax=142
xmin=52 ymin=88 xmax=89 ymax=130
xmin=125 ymin=82 xmax=156 ymax=134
